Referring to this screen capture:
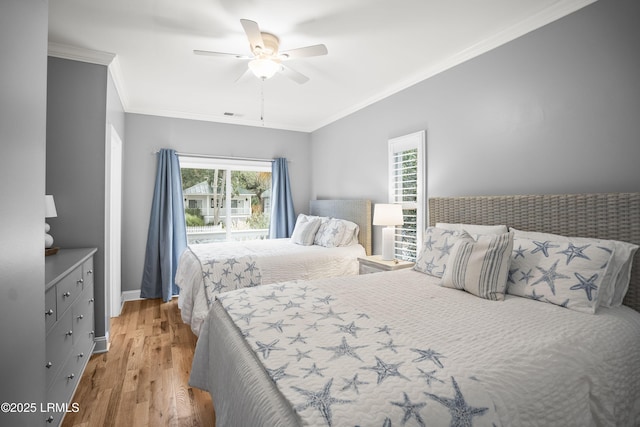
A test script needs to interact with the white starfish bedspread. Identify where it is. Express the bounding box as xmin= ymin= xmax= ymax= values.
xmin=218 ymin=280 xmax=500 ymax=427
xmin=176 ymin=240 xmax=365 ymax=336
xmin=201 ymin=255 xmax=262 ymax=308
